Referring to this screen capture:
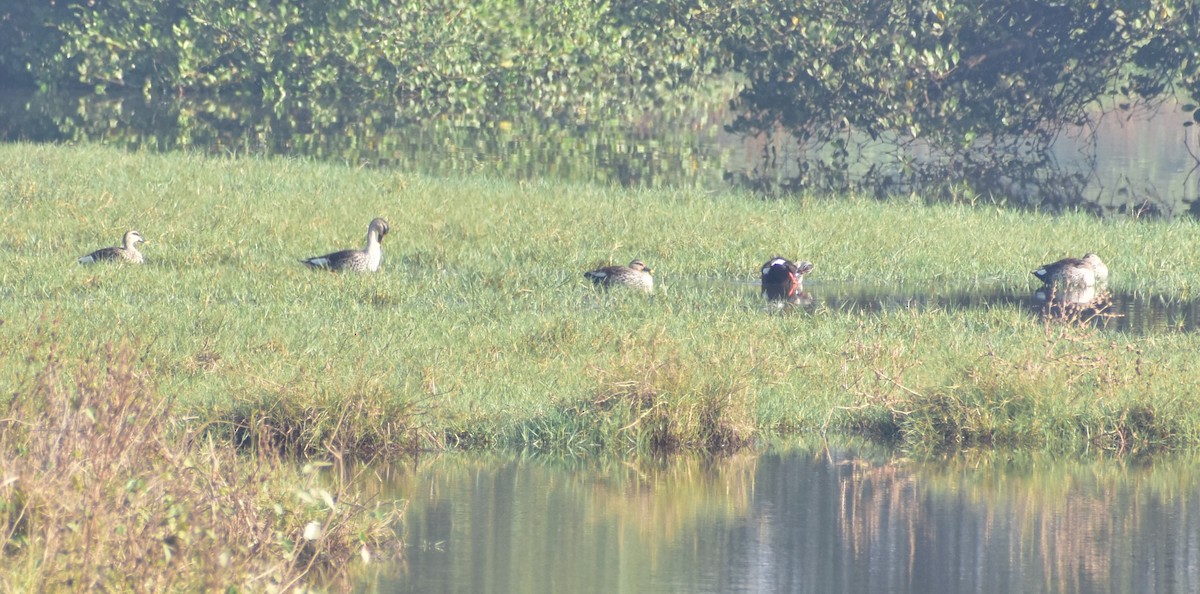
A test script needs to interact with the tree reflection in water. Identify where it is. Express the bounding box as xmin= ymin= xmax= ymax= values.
xmin=368 ymin=446 xmax=1200 ymax=594
xmin=0 ymin=90 xmax=1197 ymax=220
